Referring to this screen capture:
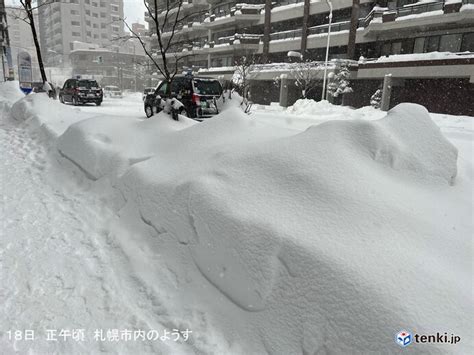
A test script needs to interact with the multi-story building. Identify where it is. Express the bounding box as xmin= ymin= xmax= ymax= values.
xmin=37 ymin=0 xmax=125 ymax=67
xmin=69 ymin=40 xmax=148 ymax=90
xmin=0 ymin=0 xmax=12 ymax=80
xmin=6 ymin=7 xmax=42 ymax=81
xmin=131 ymin=22 xmax=147 ymax=36
xmin=145 ymin=0 xmax=474 ymax=114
